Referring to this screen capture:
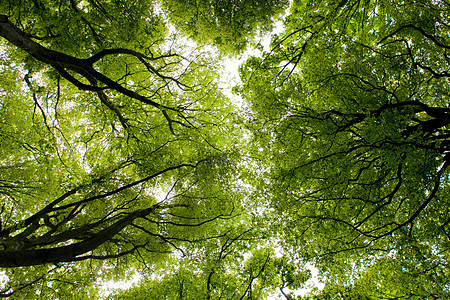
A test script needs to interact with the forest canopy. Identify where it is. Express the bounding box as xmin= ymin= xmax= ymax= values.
xmin=0 ymin=0 xmax=449 ymax=299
